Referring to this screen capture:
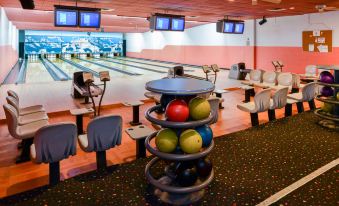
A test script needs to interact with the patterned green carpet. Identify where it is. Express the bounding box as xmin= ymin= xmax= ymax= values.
xmin=1 ymin=112 xmax=338 ymax=206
